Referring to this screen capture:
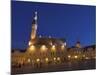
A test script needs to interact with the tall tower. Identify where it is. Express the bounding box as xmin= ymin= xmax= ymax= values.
xmin=27 ymin=12 xmax=38 ymax=51
xmin=31 ymin=11 xmax=38 ymax=40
